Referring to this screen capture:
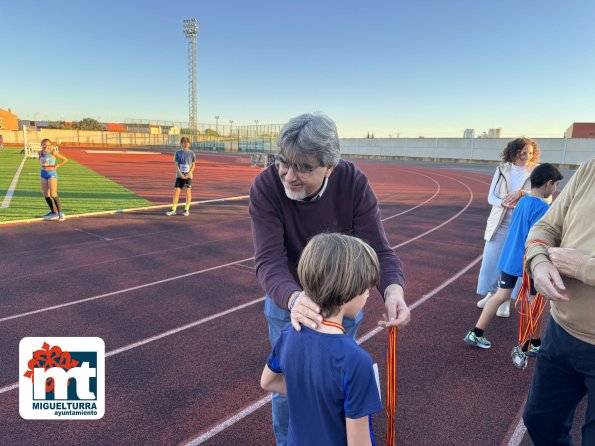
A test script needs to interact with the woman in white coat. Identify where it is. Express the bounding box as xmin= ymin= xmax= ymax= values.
xmin=476 ymin=137 xmax=540 ymax=316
